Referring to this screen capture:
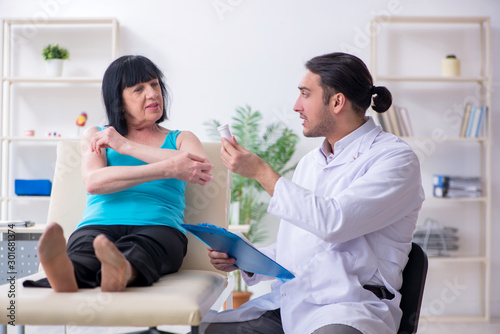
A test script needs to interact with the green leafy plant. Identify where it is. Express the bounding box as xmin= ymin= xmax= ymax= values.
xmin=205 ymin=105 xmax=299 ymax=291
xmin=42 ymin=44 xmax=70 ymax=60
